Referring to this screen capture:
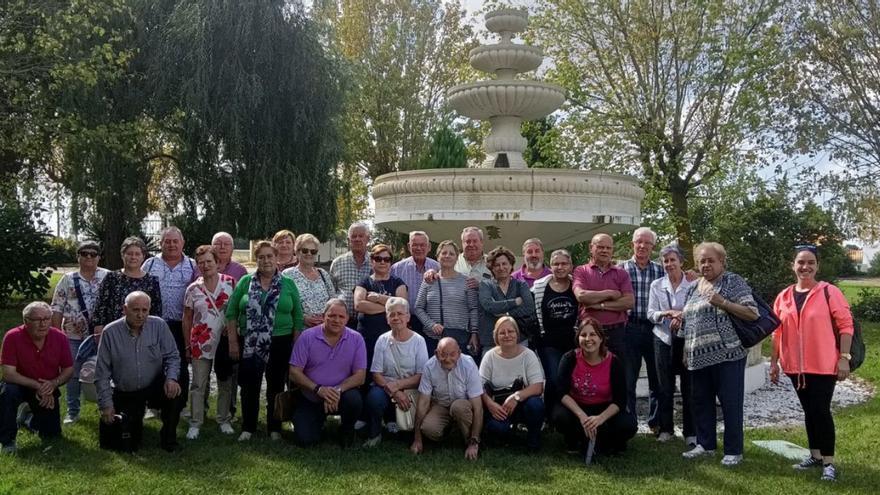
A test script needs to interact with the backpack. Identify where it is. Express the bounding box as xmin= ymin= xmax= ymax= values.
xmin=824 ymin=286 xmax=865 ymax=371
